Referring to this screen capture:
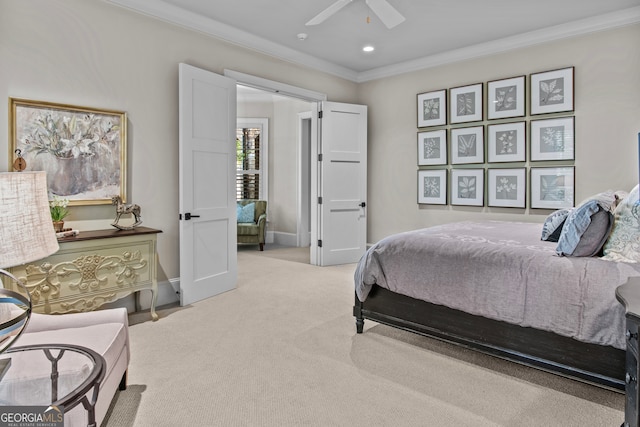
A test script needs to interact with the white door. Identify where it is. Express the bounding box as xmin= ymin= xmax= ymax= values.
xmin=178 ymin=63 xmax=237 ymax=306
xmin=312 ymin=101 xmax=367 ymax=266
